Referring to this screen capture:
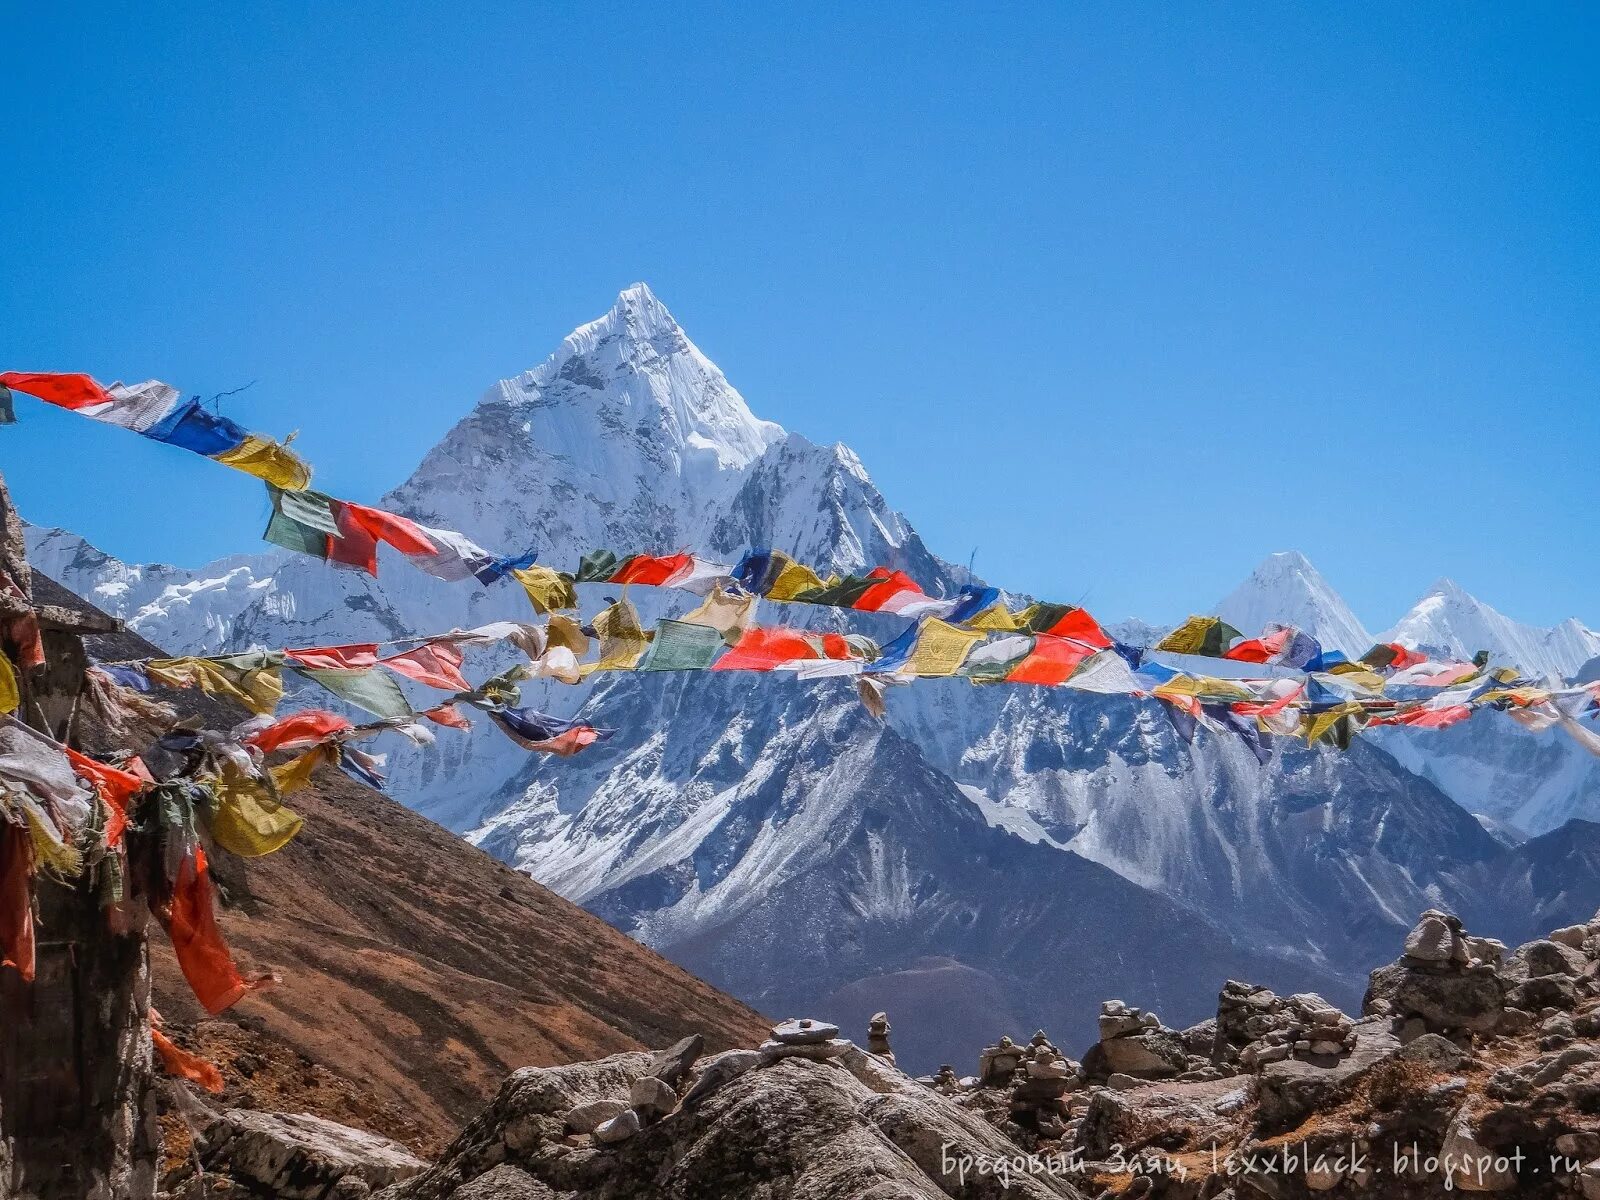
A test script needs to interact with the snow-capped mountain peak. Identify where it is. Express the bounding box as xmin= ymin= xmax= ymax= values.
xmin=1213 ymin=550 xmax=1373 ymax=654
xmin=1384 ymin=579 xmax=1600 ymax=680
xmin=496 ymin=282 xmax=781 ymax=473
